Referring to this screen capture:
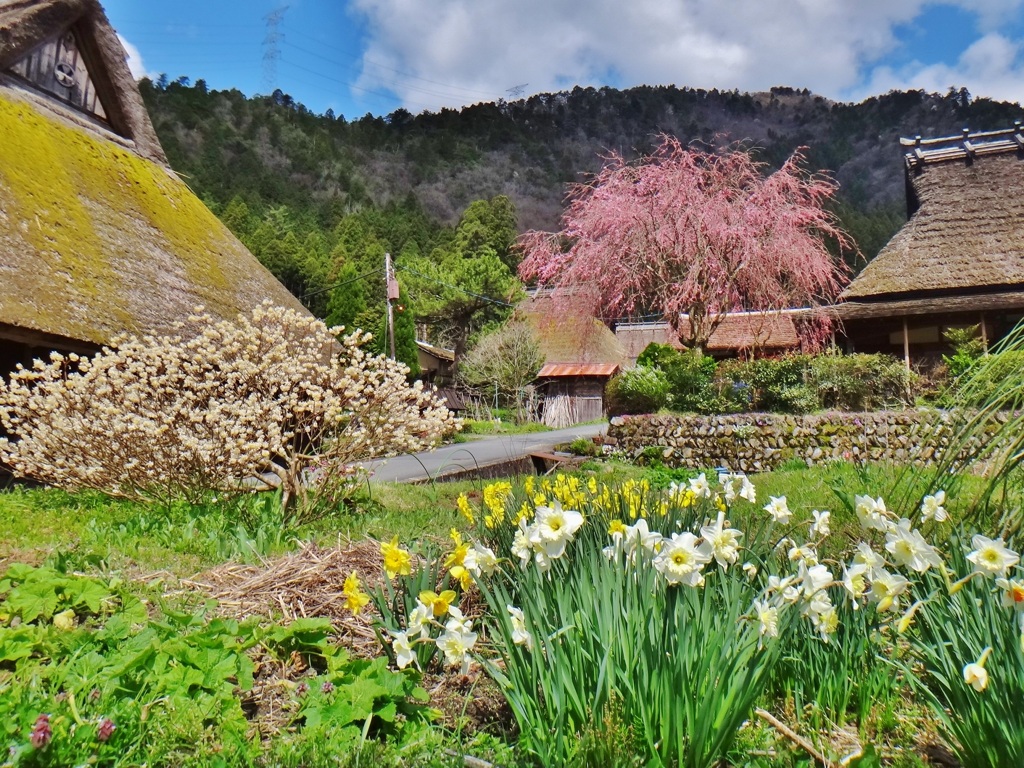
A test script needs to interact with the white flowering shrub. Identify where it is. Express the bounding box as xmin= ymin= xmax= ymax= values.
xmin=0 ymin=304 xmax=456 ymax=519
